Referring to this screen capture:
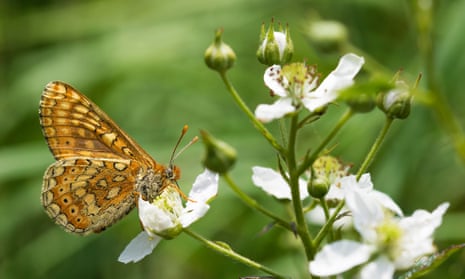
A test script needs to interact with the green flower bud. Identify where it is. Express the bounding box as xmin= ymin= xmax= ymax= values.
xmin=377 ymin=81 xmax=412 ymax=119
xmin=307 ymin=20 xmax=348 ymax=53
xmin=257 ymin=20 xmax=293 ymax=66
xmin=339 ymin=77 xmax=394 ymax=114
xmin=346 ymin=93 xmax=376 ymax=113
xmin=204 ymin=28 xmax=236 ymax=72
xmin=308 ymin=155 xmax=351 ymax=199
xmin=200 ymin=130 xmax=236 ymax=174
xmin=308 ymin=177 xmax=329 ymax=199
